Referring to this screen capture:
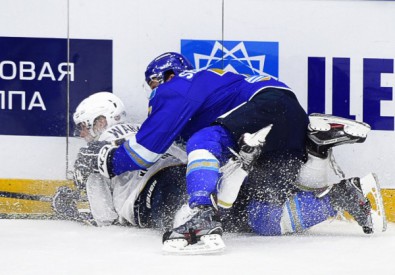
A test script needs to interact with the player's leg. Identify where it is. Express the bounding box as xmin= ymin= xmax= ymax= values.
xmin=217 ymin=124 xmax=272 ymax=208
xmin=162 ymin=126 xmax=234 ymax=252
xmin=246 ymin=176 xmax=379 ymax=236
xmin=85 ymin=173 xmax=118 ymax=226
xmin=246 ymin=191 xmax=335 ymax=235
xmin=134 ymin=165 xmax=188 ymax=230
xmin=215 ymin=88 xmax=308 ymax=209
xmin=216 ymin=88 xmax=309 ymax=154
xmin=230 ymin=114 xmax=377 ymax=235
xmin=294 ymin=114 xmax=382 ymax=233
